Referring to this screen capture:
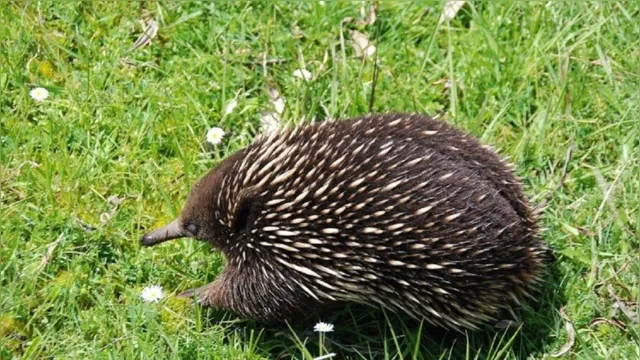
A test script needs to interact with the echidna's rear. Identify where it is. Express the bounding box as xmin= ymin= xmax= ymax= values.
xmin=141 ymin=113 xmax=551 ymax=330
